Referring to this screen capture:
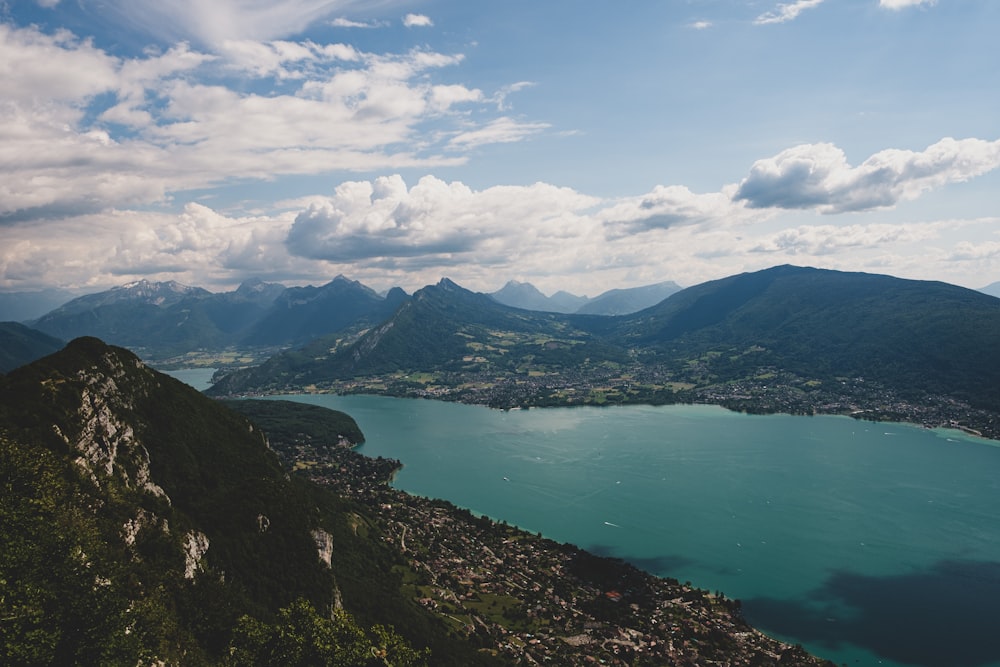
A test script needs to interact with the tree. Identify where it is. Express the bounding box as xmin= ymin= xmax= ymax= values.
xmin=226 ymin=599 xmax=428 ymax=667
